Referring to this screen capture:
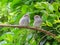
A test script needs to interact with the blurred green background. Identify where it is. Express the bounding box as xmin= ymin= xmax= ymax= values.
xmin=0 ymin=0 xmax=60 ymax=45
